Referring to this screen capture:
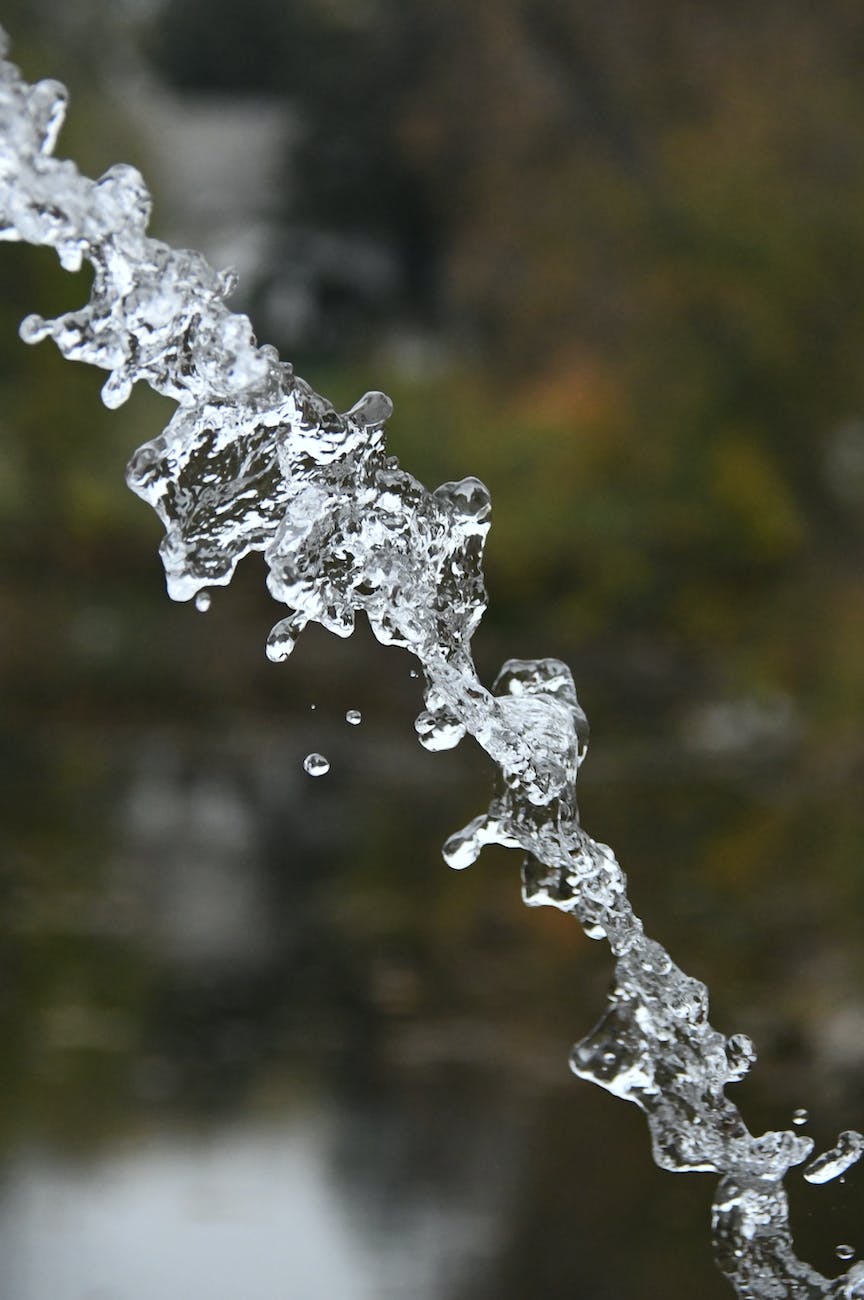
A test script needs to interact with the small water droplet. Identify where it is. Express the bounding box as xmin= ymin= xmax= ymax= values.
xmin=19 ymin=312 xmax=48 ymax=344
xmin=409 ymin=669 xmax=419 ymax=679
xmin=346 ymin=709 xmax=362 ymax=725
xmin=345 ymin=390 xmax=393 ymax=429
xmin=836 ymin=1244 xmax=856 ymax=1262
xmin=310 ymin=703 xmax=317 ymax=711
xmin=265 ymin=617 xmax=299 ymax=663
xmin=303 ymin=753 xmax=329 ymax=777
xmin=194 ymin=590 xmax=211 ymax=613
xmin=793 ymin=1108 xmax=809 ymax=1126
xmin=414 ymin=708 xmax=466 ymax=752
